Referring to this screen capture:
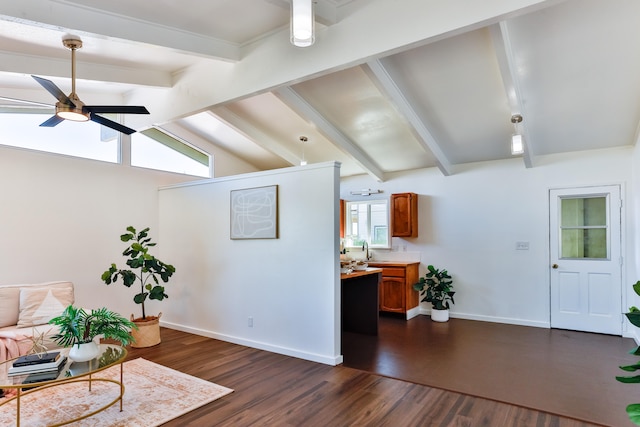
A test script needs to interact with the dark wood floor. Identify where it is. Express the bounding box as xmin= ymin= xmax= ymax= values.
xmin=343 ymin=314 xmax=638 ymax=427
xmin=126 ymin=317 xmax=635 ymax=427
